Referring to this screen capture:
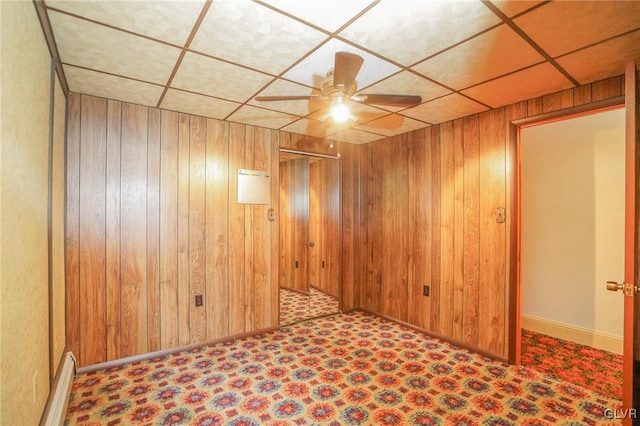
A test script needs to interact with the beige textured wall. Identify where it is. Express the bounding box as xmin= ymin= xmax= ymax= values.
xmin=52 ymin=74 xmax=67 ymax=371
xmin=1 ymin=2 xmax=53 ymax=424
